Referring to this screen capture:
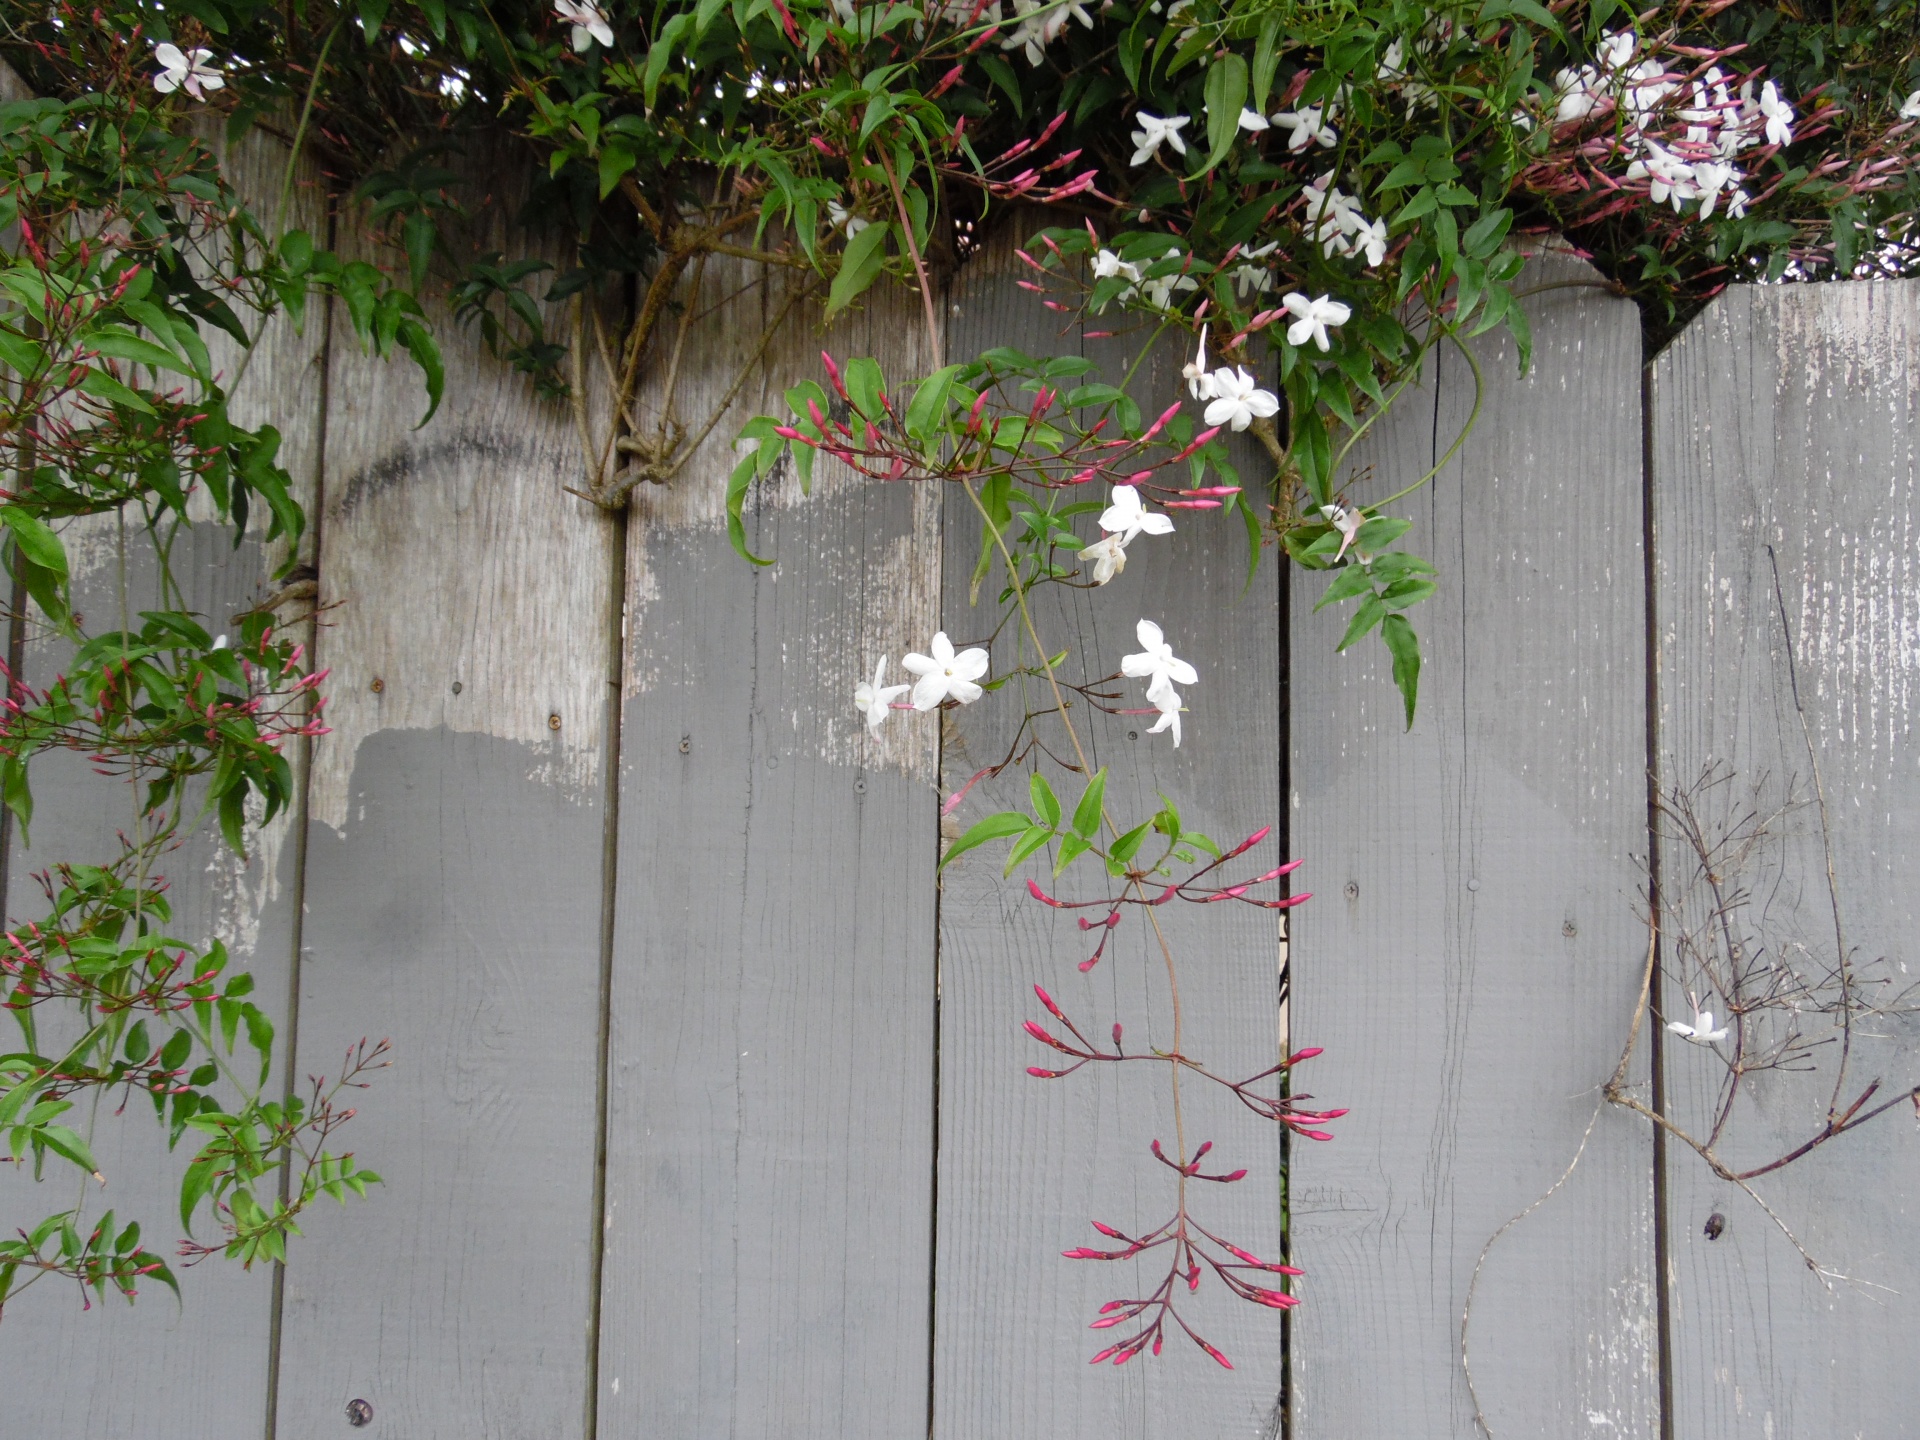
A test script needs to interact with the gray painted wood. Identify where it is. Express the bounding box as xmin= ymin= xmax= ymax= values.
xmin=1650 ymin=279 xmax=1920 ymax=1440
xmin=1289 ymin=250 xmax=1657 ymax=1437
xmin=596 ymin=260 xmax=941 ymax=1437
xmin=271 ymin=153 xmax=619 ymax=1438
xmin=933 ymin=235 xmax=1287 ymax=1437
xmin=0 ymin=124 xmax=326 ymax=1436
